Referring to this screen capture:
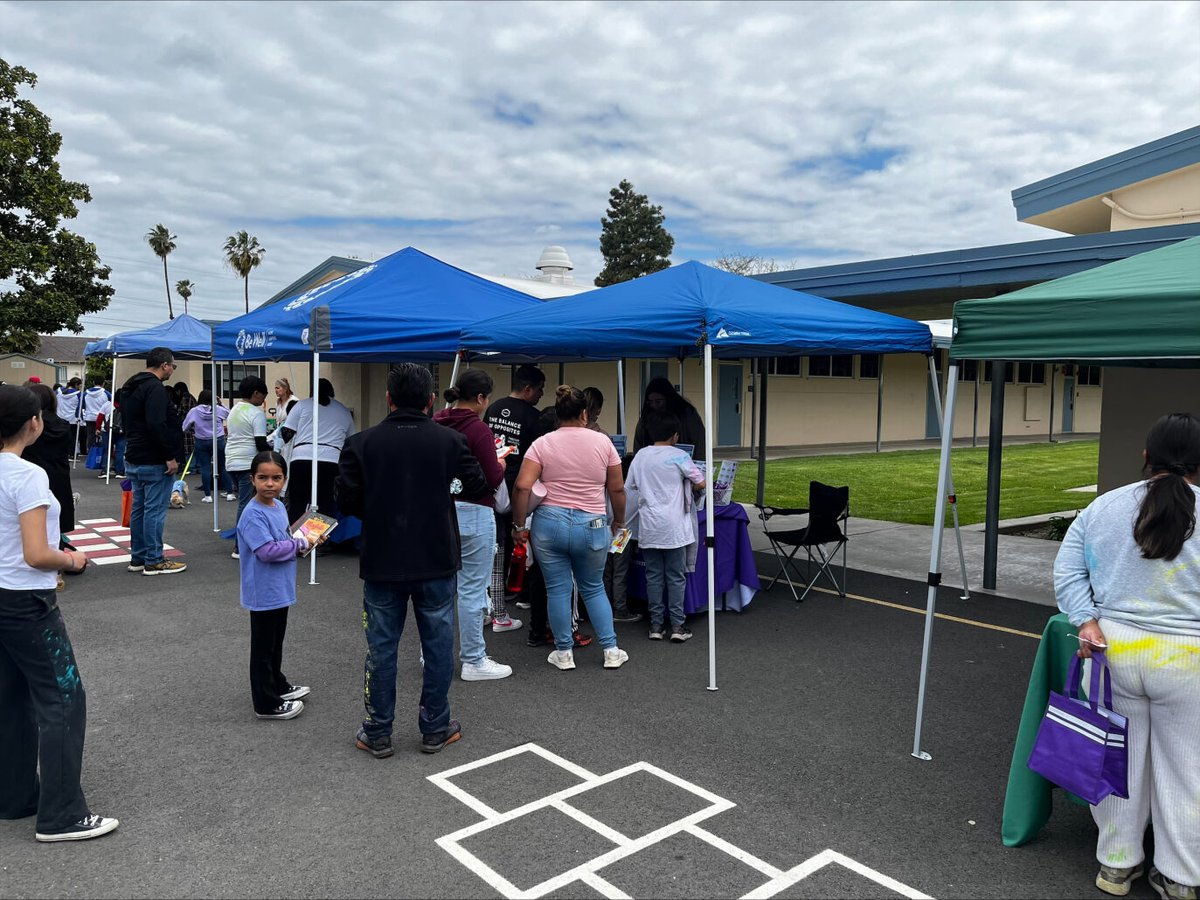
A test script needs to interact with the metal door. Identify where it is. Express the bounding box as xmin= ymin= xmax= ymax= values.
xmin=1061 ymin=376 xmax=1075 ymax=433
xmin=718 ymin=364 xmax=743 ymax=447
